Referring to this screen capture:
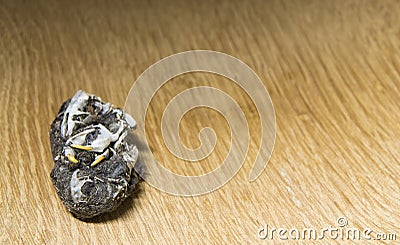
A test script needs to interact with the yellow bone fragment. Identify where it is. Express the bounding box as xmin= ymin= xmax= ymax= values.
xmin=67 ymin=154 xmax=78 ymax=163
xmin=71 ymin=144 xmax=93 ymax=151
xmin=91 ymin=155 xmax=105 ymax=167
